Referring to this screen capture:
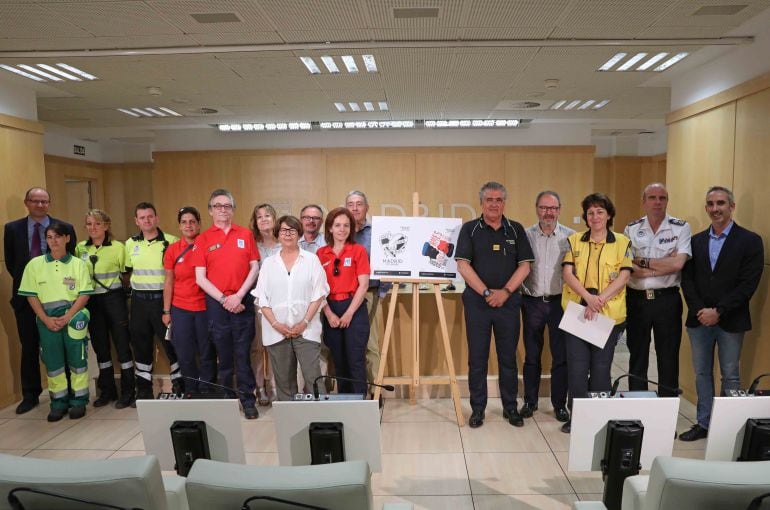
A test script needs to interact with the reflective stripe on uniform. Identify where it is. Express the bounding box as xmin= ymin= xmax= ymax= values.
xmin=133 ymin=269 xmax=165 ymax=276
xmin=136 ymin=371 xmax=152 ymax=381
xmin=135 ymin=361 xmax=153 ymax=372
xmin=132 ymin=282 xmax=164 ymax=291
xmin=42 ymin=300 xmax=73 ymax=311
xmin=169 ymin=362 xmax=180 ymax=373
xmin=99 ymin=361 xmax=113 ymax=369
xmin=121 ymin=361 xmax=134 ymax=369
